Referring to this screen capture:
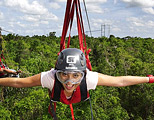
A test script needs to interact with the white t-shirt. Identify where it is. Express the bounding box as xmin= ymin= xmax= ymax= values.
xmin=41 ymin=69 xmax=98 ymax=91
